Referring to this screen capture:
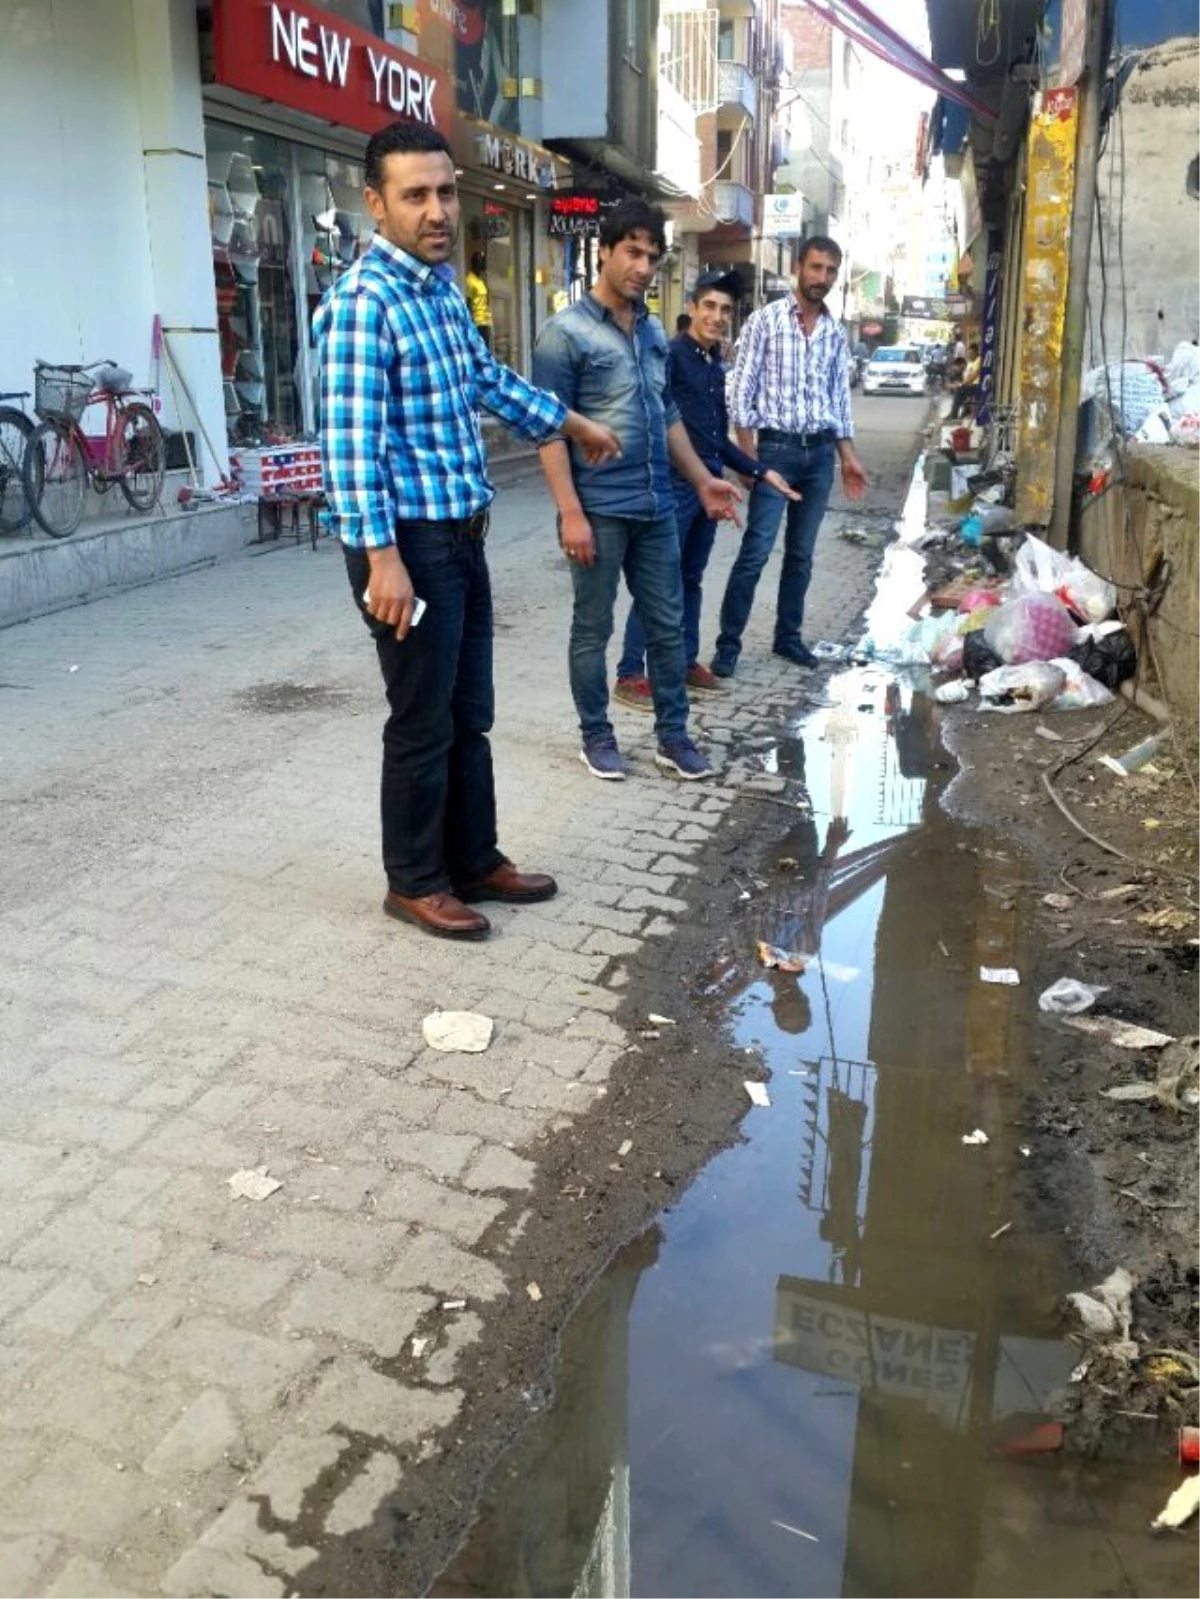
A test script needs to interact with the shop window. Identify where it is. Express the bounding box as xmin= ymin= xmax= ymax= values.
xmin=459 ymin=193 xmax=523 ymax=370
xmin=206 ymin=125 xmax=300 ymax=445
